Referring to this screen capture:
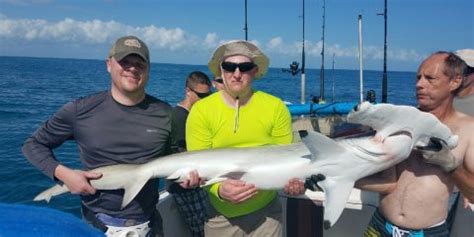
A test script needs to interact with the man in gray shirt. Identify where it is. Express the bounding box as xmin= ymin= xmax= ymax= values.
xmin=22 ymin=35 xmax=173 ymax=236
